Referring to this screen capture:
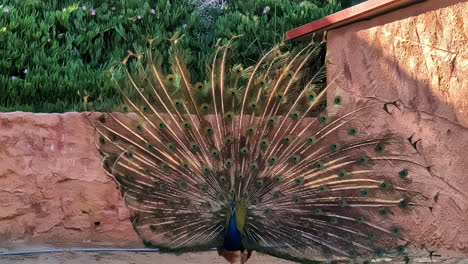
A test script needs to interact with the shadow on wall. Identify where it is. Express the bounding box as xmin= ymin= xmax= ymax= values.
xmin=326 ymin=0 xmax=468 ymax=256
